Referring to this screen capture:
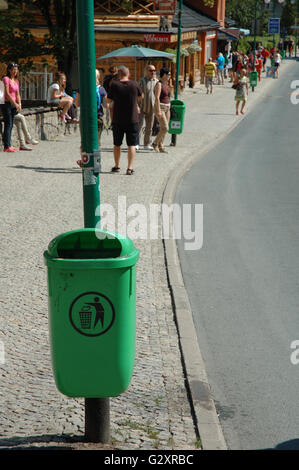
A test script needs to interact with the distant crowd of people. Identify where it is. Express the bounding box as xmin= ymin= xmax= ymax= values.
xmin=204 ymin=39 xmax=290 ymax=115
xmin=1 ymin=37 xmax=292 ymax=167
